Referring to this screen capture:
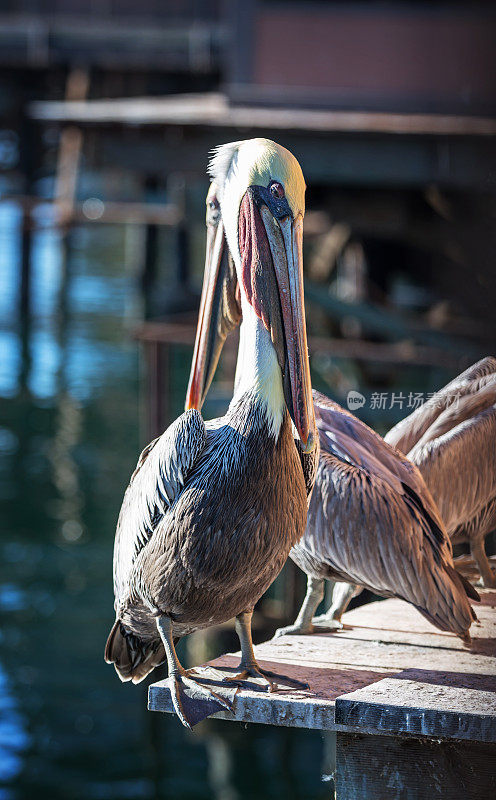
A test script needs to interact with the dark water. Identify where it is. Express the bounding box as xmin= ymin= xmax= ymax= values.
xmin=0 ymin=209 xmax=330 ymax=800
